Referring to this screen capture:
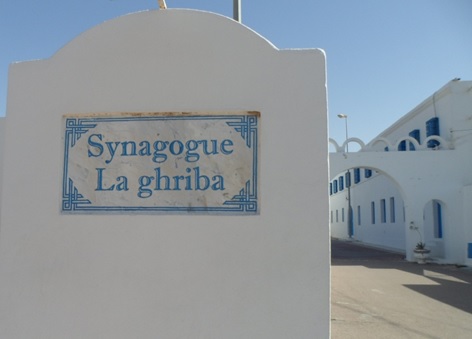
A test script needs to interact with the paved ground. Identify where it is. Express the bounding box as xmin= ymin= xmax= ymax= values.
xmin=331 ymin=239 xmax=472 ymax=339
